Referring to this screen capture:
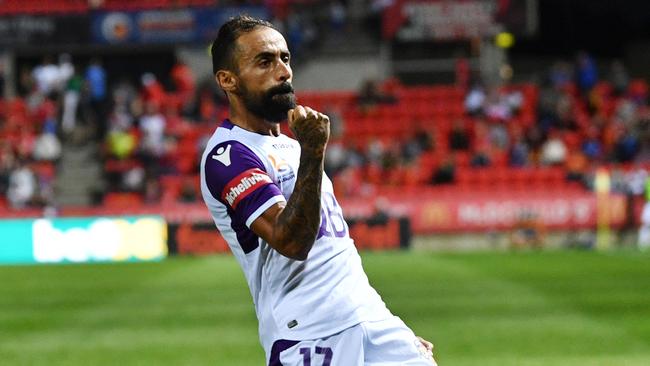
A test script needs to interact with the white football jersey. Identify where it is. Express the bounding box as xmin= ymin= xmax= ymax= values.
xmin=200 ymin=120 xmax=391 ymax=356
